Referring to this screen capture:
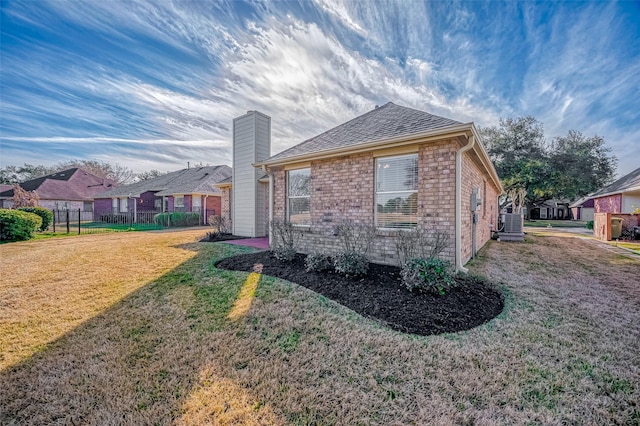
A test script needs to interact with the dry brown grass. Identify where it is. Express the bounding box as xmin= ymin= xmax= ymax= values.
xmin=1 ymin=231 xmax=639 ymax=425
xmin=0 ymin=230 xmax=203 ymax=370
